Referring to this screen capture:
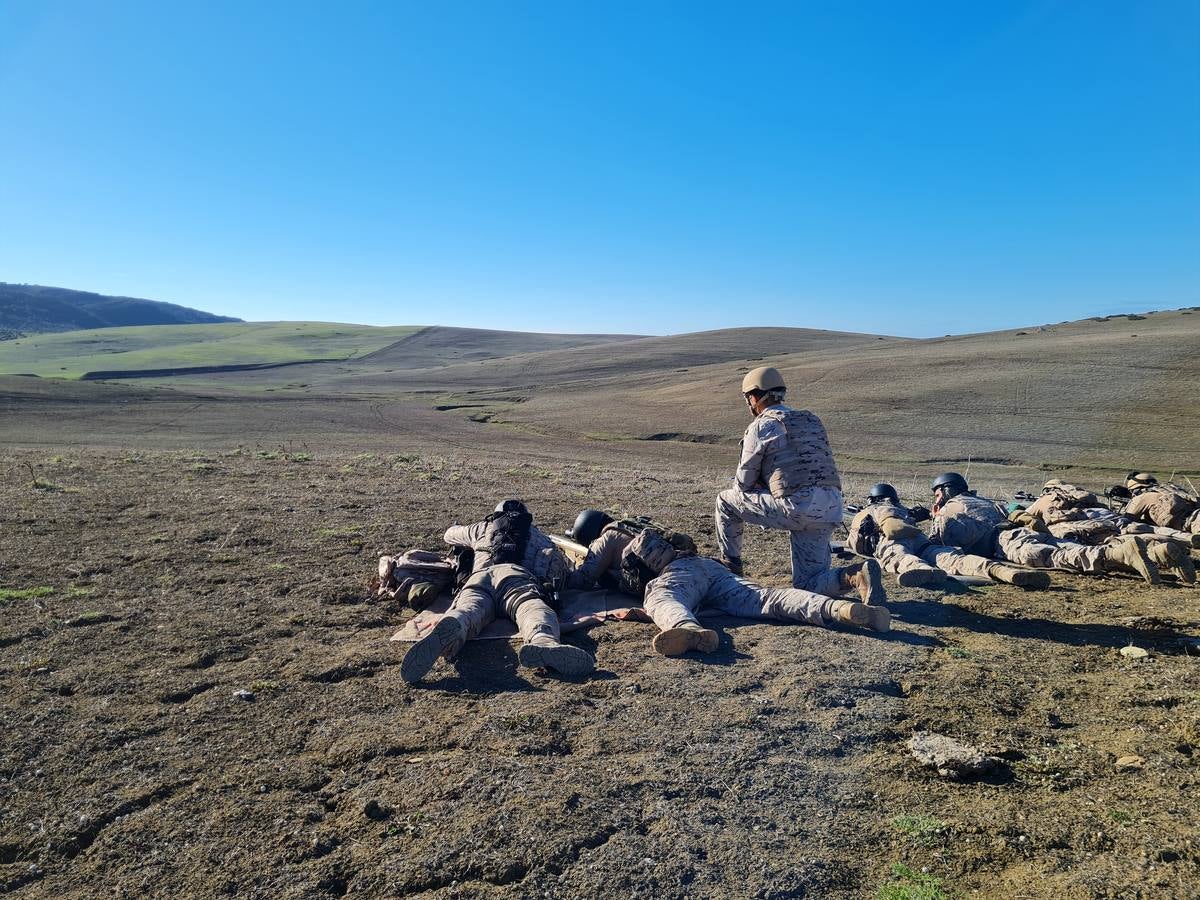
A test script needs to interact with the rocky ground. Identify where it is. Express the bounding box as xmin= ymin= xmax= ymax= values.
xmin=1 ymin=446 xmax=1197 ymax=899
